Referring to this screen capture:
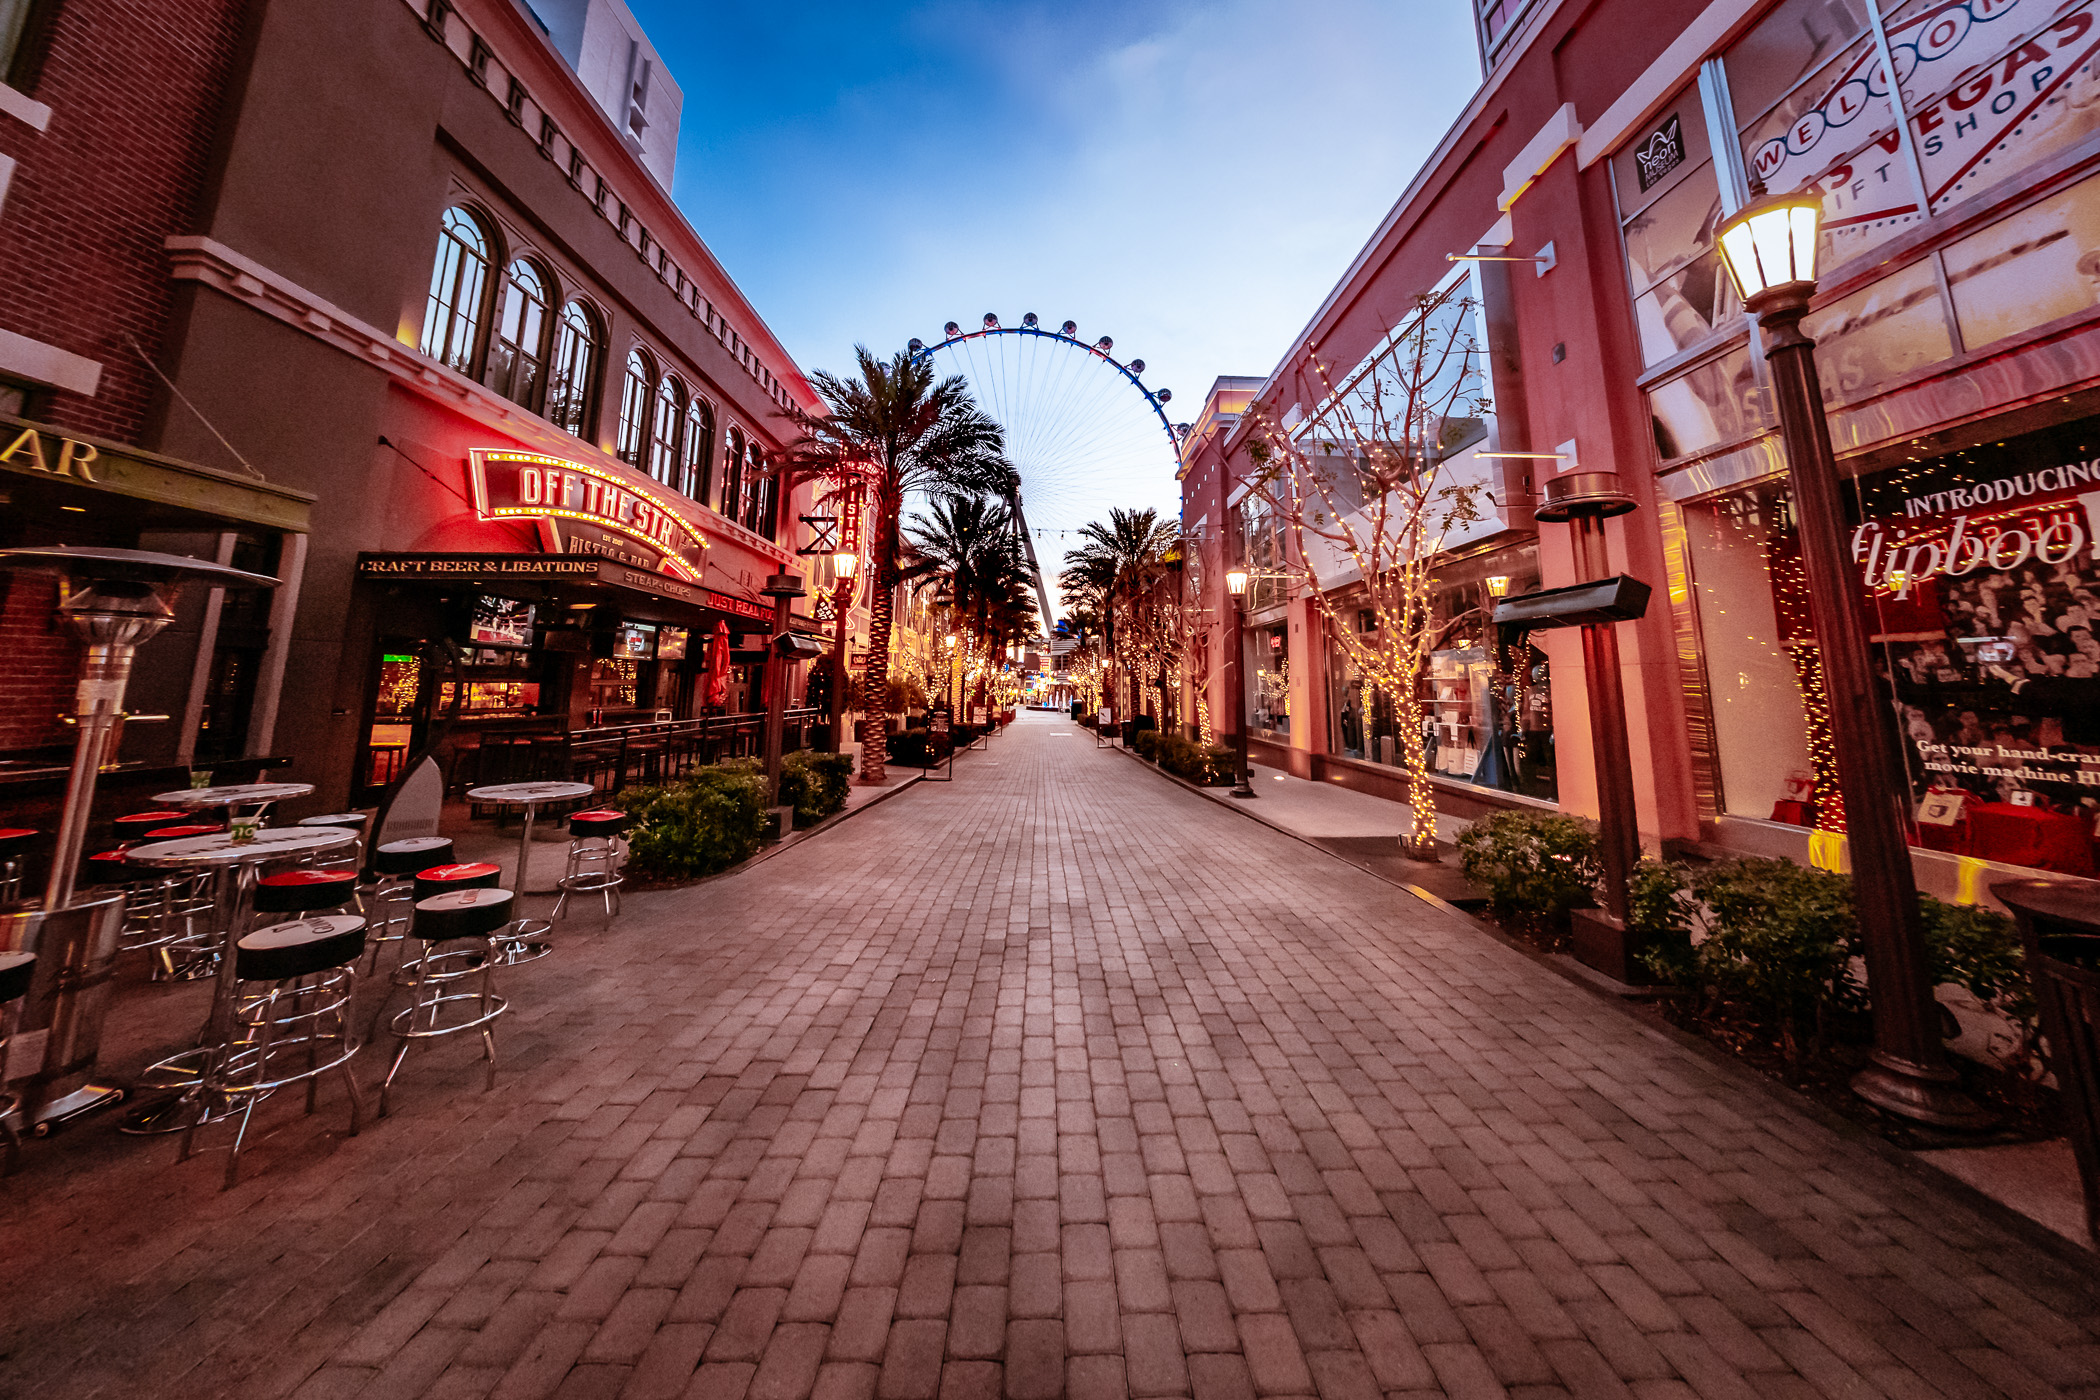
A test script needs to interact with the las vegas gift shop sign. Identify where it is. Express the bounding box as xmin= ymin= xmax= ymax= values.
xmin=468 ymin=449 xmax=708 ymax=582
